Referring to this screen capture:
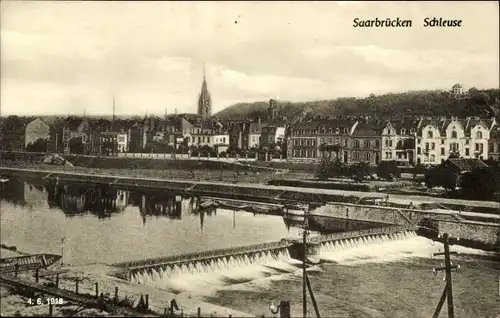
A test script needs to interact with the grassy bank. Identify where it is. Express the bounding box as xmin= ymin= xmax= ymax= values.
xmin=268 ymin=179 xmax=419 ymax=192
xmin=1 ymin=161 xmax=312 ymax=184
